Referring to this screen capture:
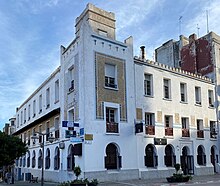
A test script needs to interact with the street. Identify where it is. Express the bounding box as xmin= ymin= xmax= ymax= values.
xmin=0 ymin=174 xmax=220 ymax=186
